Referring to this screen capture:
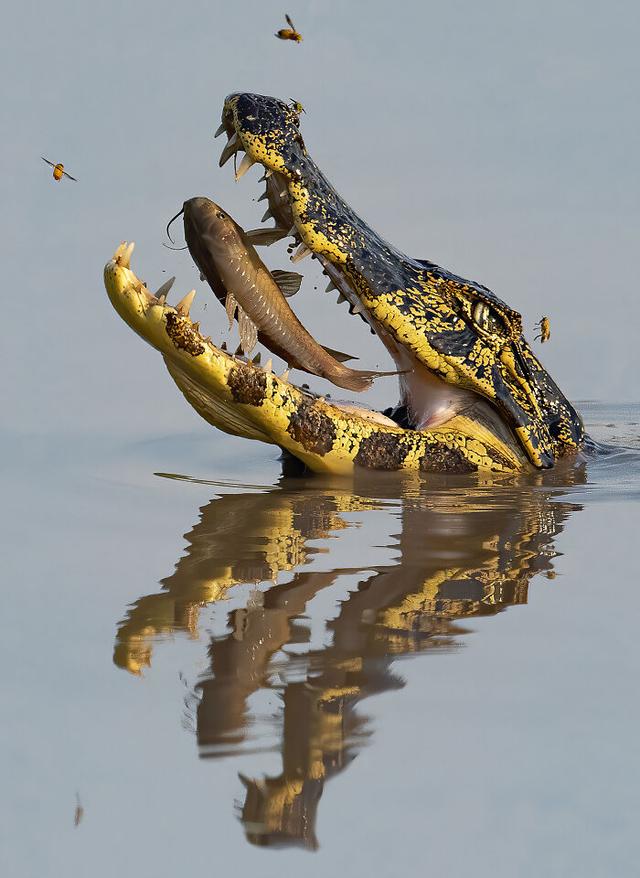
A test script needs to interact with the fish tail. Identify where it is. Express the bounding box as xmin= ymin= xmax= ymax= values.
xmin=334 ymin=368 xmax=402 ymax=394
